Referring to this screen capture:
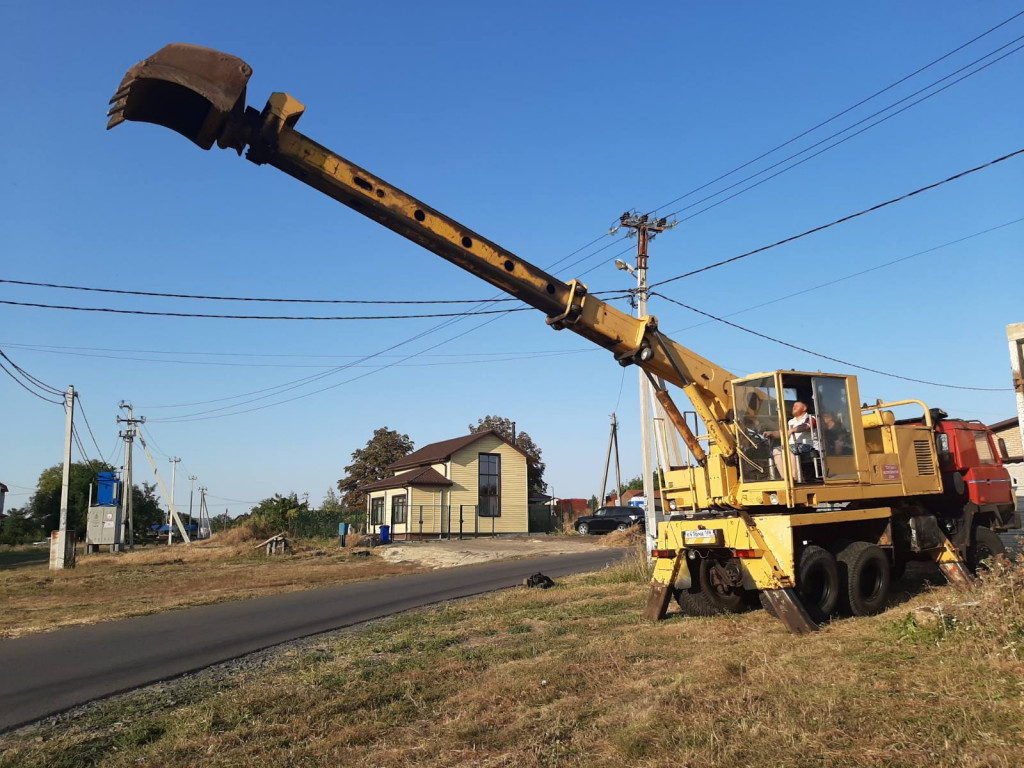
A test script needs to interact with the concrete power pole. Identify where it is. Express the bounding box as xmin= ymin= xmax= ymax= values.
xmin=167 ymin=457 xmax=181 ymax=545
xmin=613 ymin=212 xmax=674 ymax=555
xmin=51 ymin=385 xmax=76 ymax=570
xmin=188 ymin=475 xmax=197 ymax=534
xmin=117 ymin=403 xmax=144 ymax=549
